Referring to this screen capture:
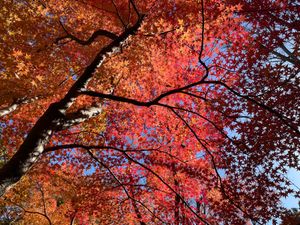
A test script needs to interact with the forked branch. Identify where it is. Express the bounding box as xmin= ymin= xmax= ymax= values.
xmin=56 ymin=19 xmax=118 ymax=46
